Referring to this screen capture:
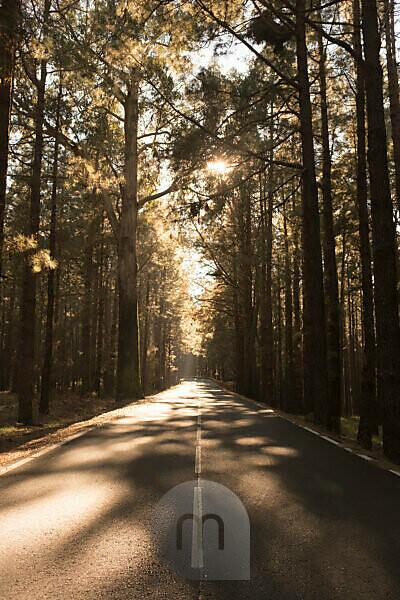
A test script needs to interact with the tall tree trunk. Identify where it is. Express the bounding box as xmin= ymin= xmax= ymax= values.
xmin=39 ymin=78 xmax=62 ymax=415
xmin=353 ymin=0 xmax=377 ymax=449
xmin=155 ymin=292 xmax=165 ymax=391
xmin=95 ymin=217 xmax=105 ymax=397
xmin=265 ymin=172 xmax=274 ymax=401
xmin=233 ymin=256 xmax=245 ymax=393
xmin=295 ymin=0 xmax=329 ymax=426
xmin=104 ymin=280 xmax=117 ymax=396
xmin=141 ymin=273 xmax=151 ymax=393
xmin=81 ymin=222 xmax=94 ymax=395
xmin=0 ymin=0 xmax=20 ymax=278
xmin=0 ymin=296 xmax=6 ymax=388
xmin=339 ymin=231 xmax=348 ymax=414
xmin=3 ymin=270 xmax=16 ymax=389
xmin=17 ymin=0 xmax=50 ymax=423
xmin=275 ymin=274 xmax=283 ymax=408
xmin=283 ymin=203 xmax=294 ymax=412
xmin=260 ymin=109 xmax=274 ymax=403
xmin=362 ymin=0 xmax=400 ymax=463
xmin=292 ymin=193 xmax=303 ymax=413
xmin=238 ymin=185 xmax=255 ymax=397
xmin=116 ymin=74 xmax=143 ymax=402
xmin=384 ymin=0 xmax=400 ymax=214
xmin=317 ymin=14 xmax=341 ymax=432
